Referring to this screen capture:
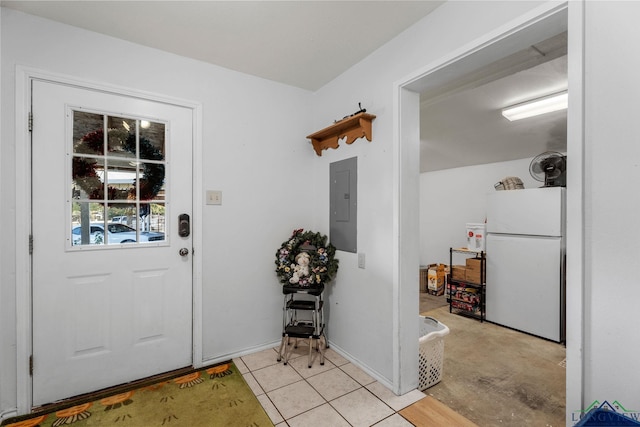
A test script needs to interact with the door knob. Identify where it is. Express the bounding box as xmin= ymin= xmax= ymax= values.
xmin=179 ymin=248 xmax=190 ymax=257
